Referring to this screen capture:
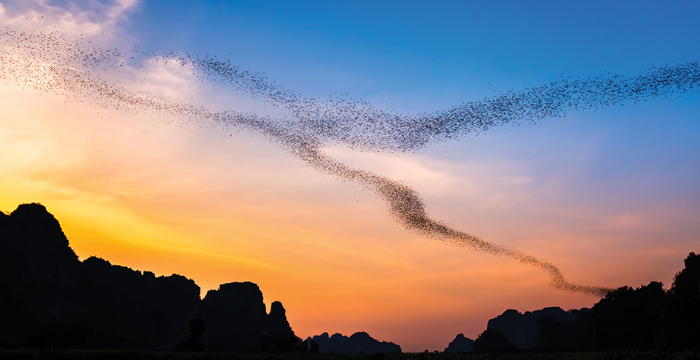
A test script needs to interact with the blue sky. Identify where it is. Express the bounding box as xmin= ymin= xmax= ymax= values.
xmin=127 ymin=1 xmax=700 ymax=105
xmin=123 ymin=0 xmax=700 ymax=181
